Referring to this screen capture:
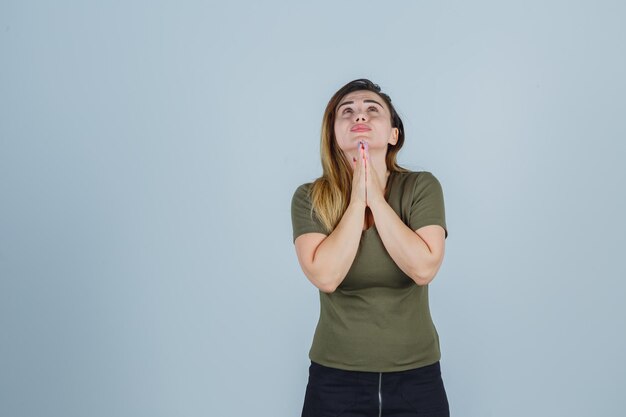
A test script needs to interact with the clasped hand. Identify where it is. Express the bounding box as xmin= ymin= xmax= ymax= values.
xmin=351 ymin=141 xmax=385 ymax=208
